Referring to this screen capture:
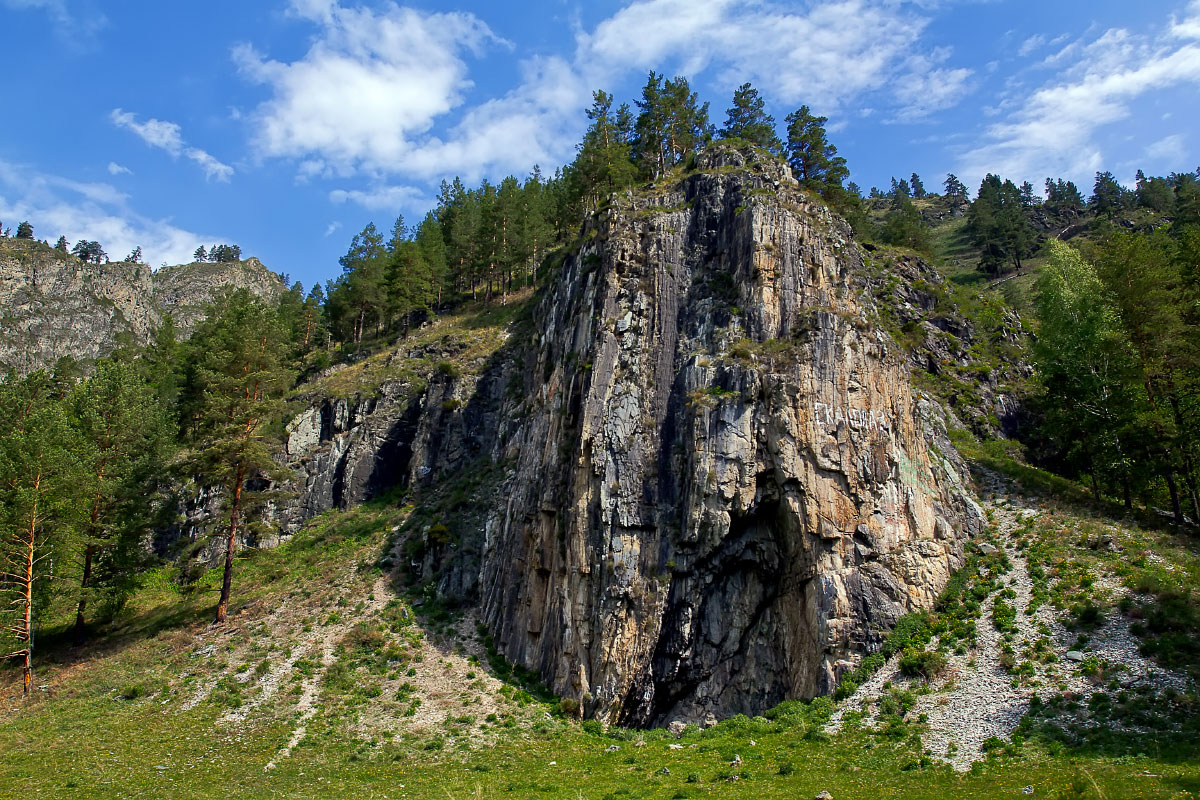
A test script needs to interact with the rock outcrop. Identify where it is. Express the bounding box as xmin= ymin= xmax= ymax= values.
xmin=0 ymin=238 xmax=285 ymax=373
xmin=860 ymin=248 xmax=1032 ymax=439
xmin=475 ymin=145 xmax=983 ymax=726
xmin=279 ymin=143 xmax=985 ymax=726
